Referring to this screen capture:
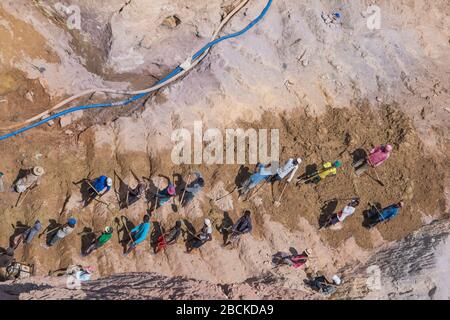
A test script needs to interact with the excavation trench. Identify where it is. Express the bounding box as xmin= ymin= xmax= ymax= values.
xmin=0 ymin=104 xmax=446 ymax=284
